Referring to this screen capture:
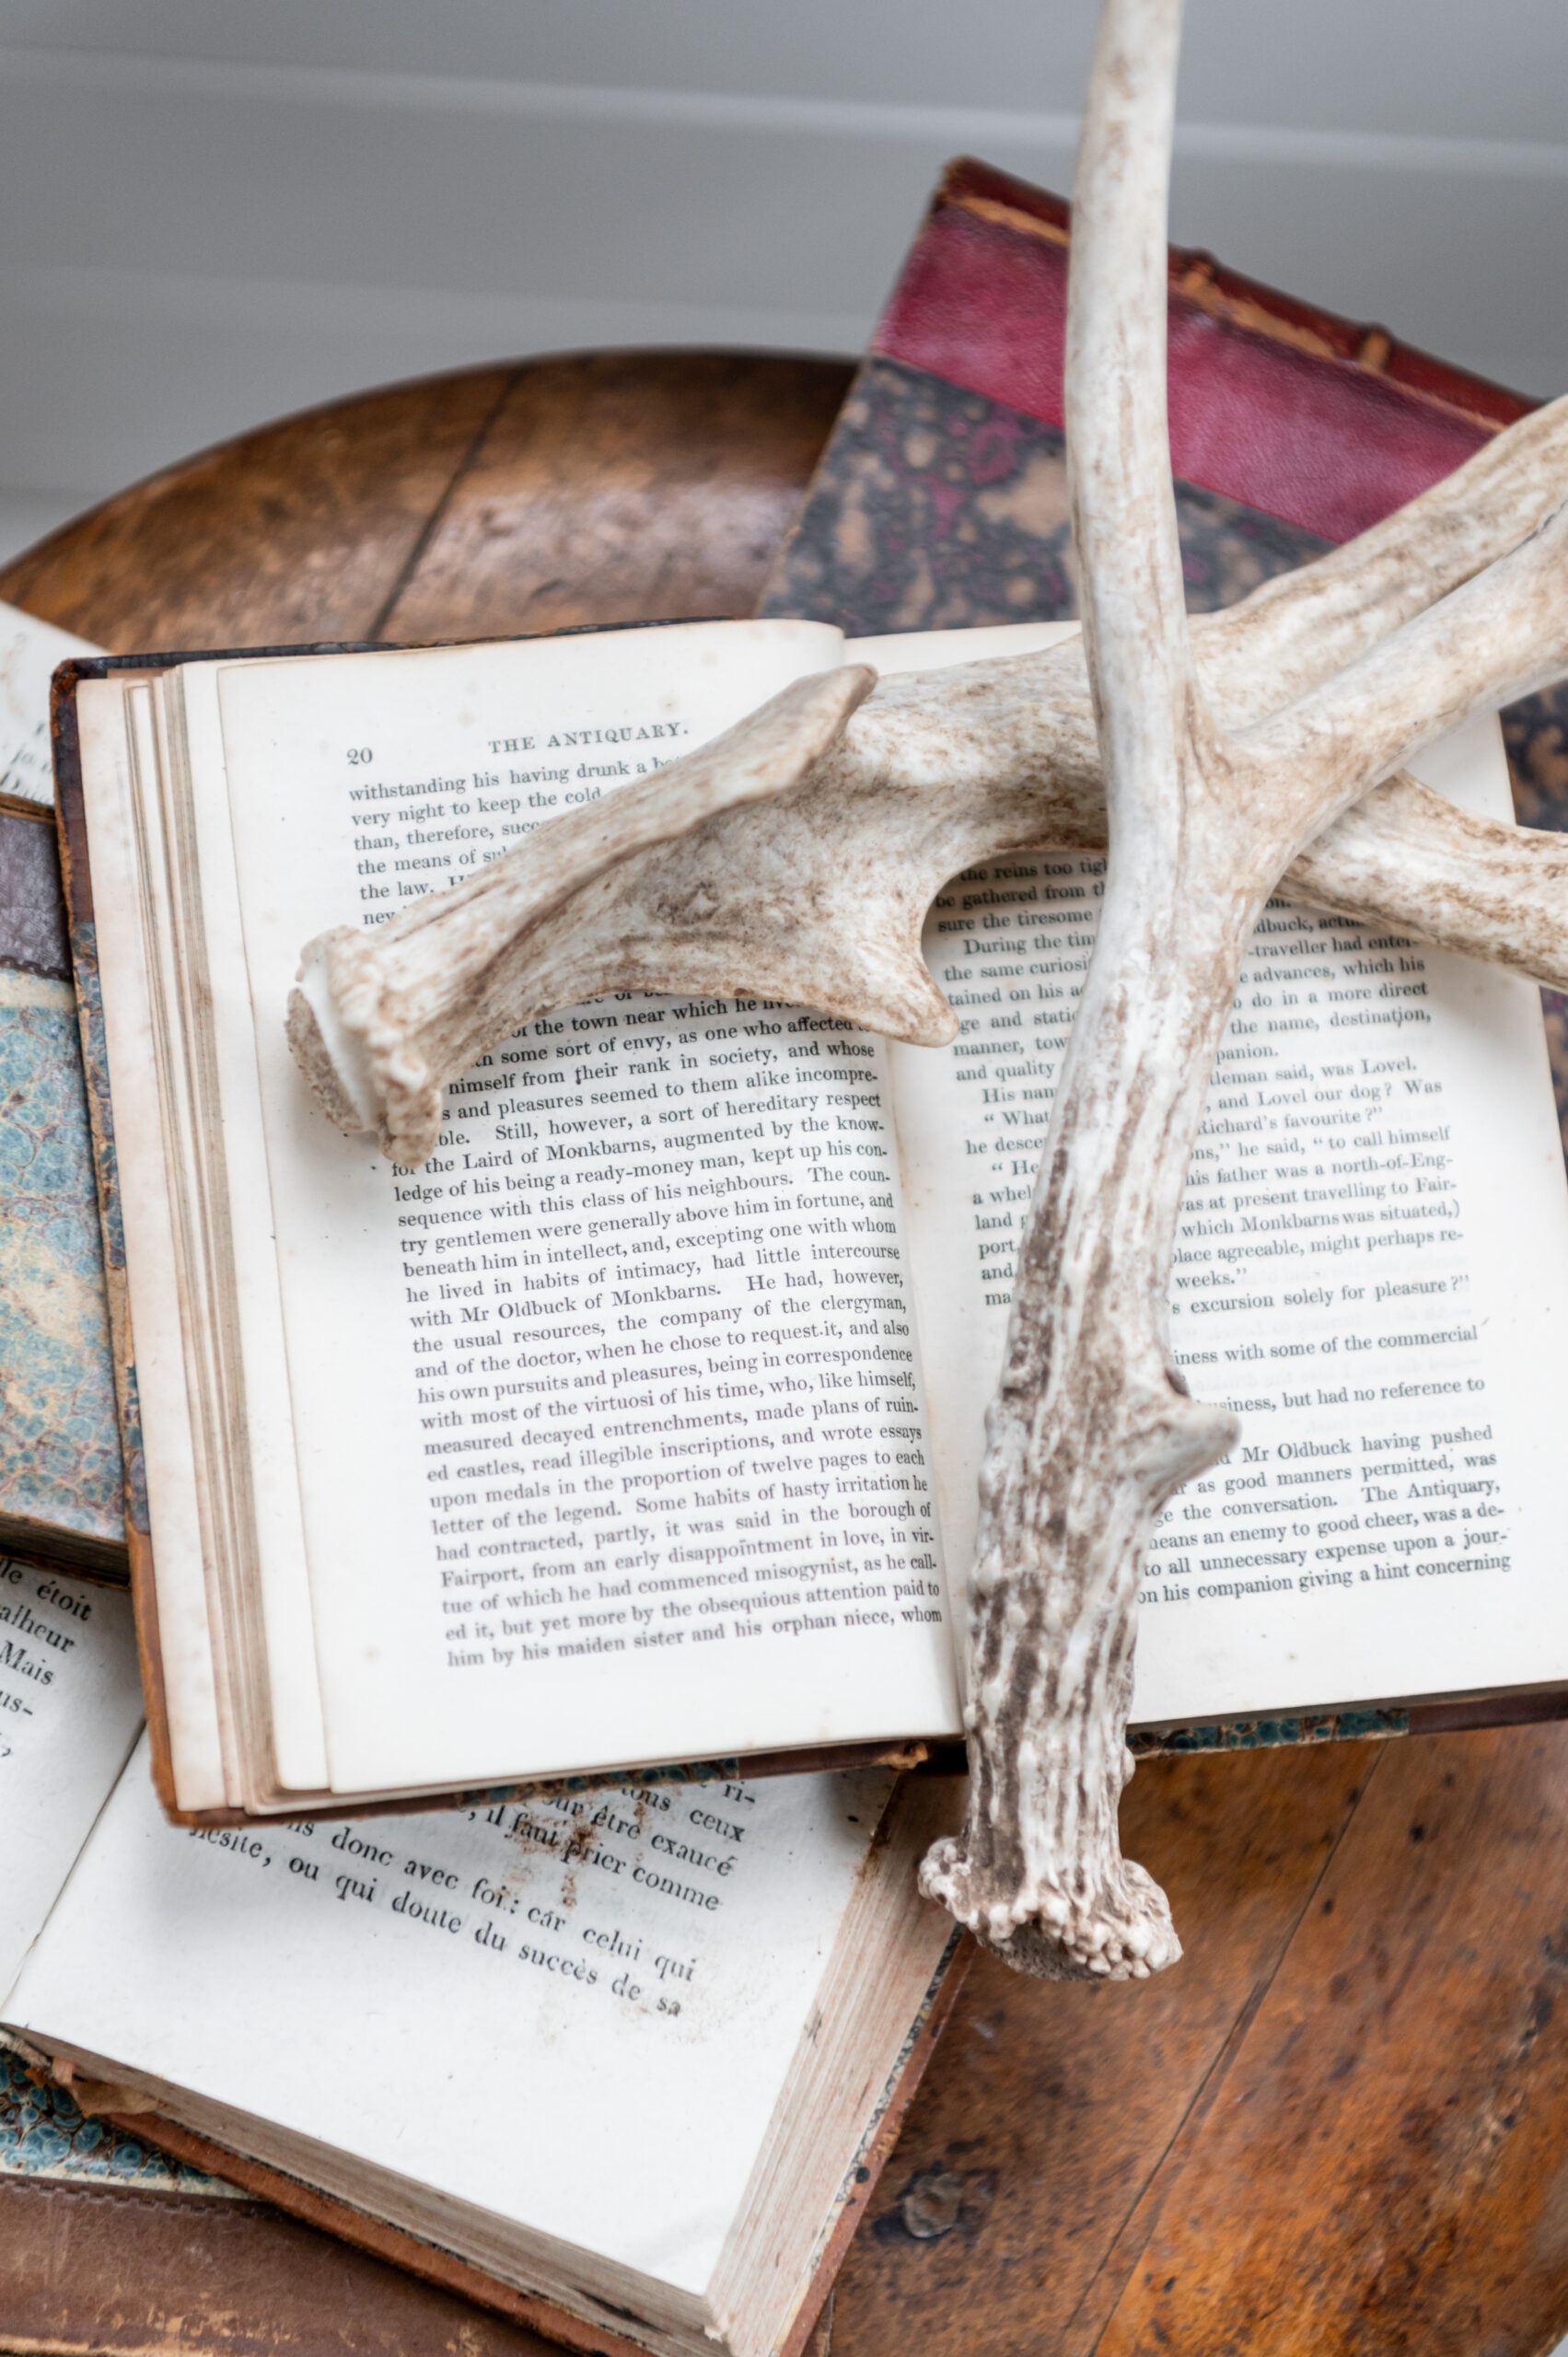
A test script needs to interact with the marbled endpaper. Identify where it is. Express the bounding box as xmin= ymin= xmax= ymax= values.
xmin=0 ymin=964 xmax=123 ymax=1550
